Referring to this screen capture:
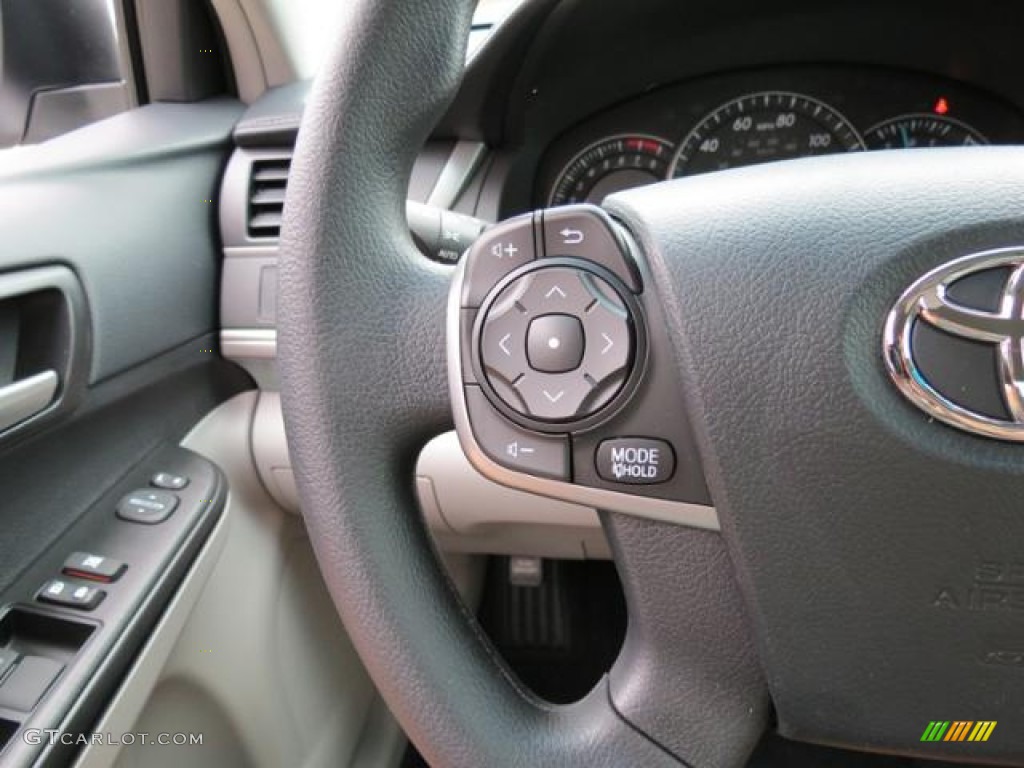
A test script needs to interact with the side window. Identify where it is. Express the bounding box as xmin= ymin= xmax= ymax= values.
xmin=0 ymin=0 xmax=133 ymax=148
